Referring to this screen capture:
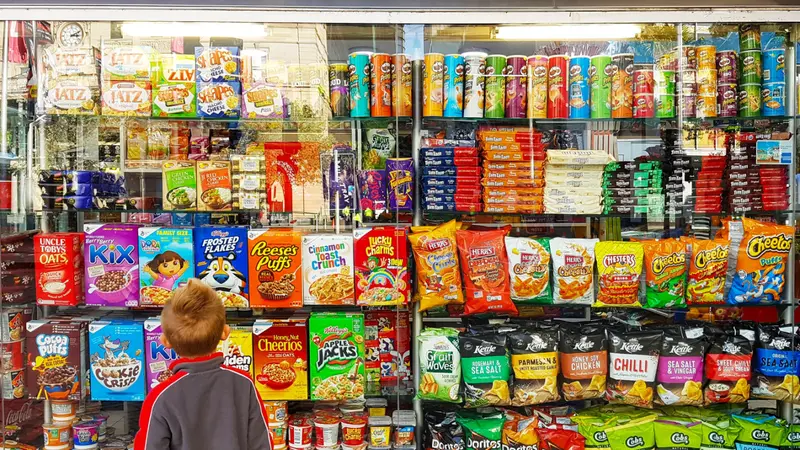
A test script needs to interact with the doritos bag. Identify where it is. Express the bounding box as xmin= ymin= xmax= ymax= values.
xmin=538 ymin=429 xmax=586 ymax=450
xmin=459 ymin=331 xmax=511 ymax=408
xmin=503 ymin=410 xmax=539 ymax=450
xmin=728 ymin=218 xmax=793 ymax=305
xmin=508 ymin=325 xmax=560 ymax=406
xmin=409 ymin=220 xmax=465 ymax=311
xmin=655 ymin=327 xmax=706 ymax=407
xmin=551 ymin=238 xmax=598 ymax=305
xmin=424 ymin=409 xmax=464 ymax=450
xmin=456 ymin=229 xmax=517 ymax=316
xmin=594 ymin=241 xmax=644 ymax=307
xmin=606 ymin=415 xmax=657 ymax=450
xmin=642 ymin=239 xmax=688 ymax=308
xmin=704 ymin=326 xmax=754 ymax=404
xmin=752 ymin=324 xmax=800 ymax=402
xmin=560 ymin=323 xmax=608 ymax=401
xmin=607 ymin=329 xmax=663 ymax=408
xmin=685 ymin=239 xmax=729 ymax=306
xmin=457 ymin=411 xmax=504 ymax=450
xmin=505 ymin=237 xmax=553 ymax=305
